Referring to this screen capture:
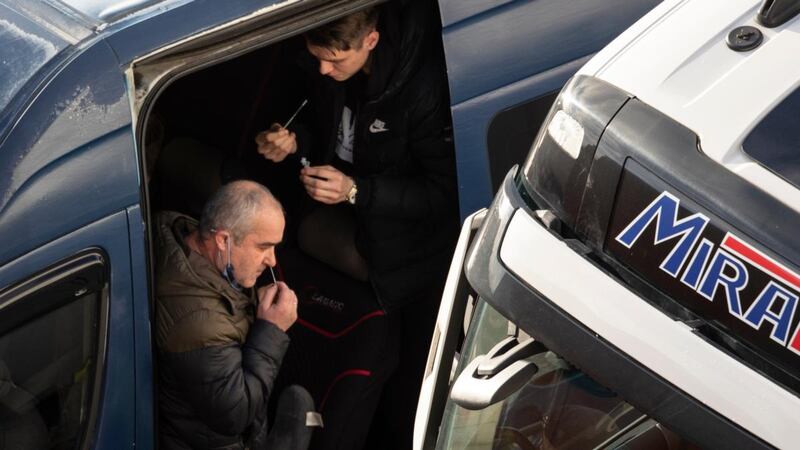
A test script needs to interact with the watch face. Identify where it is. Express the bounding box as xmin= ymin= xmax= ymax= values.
xmin=347 ymin=184 xmax=357 ymax=204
